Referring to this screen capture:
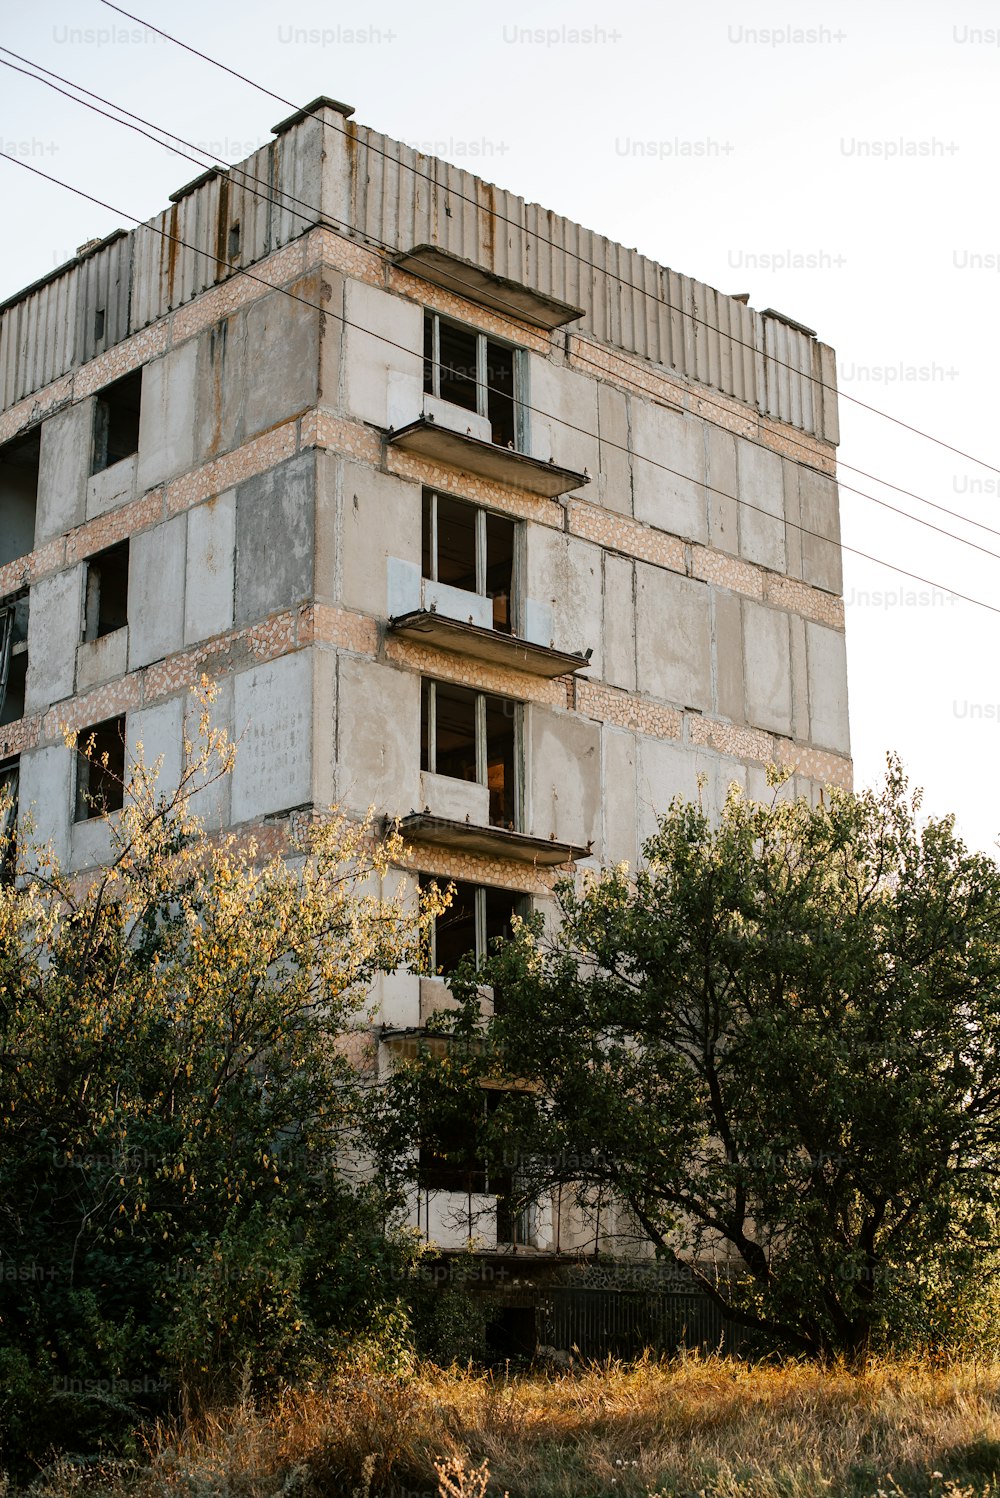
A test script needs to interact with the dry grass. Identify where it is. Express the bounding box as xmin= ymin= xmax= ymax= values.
xmin=23 ymin=1357 xmax=1000 ymax=1498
